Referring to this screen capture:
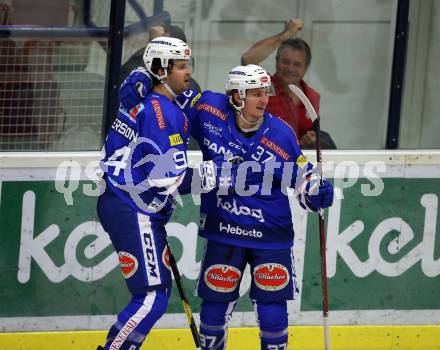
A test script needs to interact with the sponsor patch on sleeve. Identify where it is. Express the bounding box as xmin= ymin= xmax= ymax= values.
xmin=197 ymin=103 xmax=227 ymax=121
xmin=295 ymin=154 xmax=308 ymax=169
xmin=260 ymin=137 xmax=290 ymax=160
xmin=190 ymin=93 xmax=201 ymax=108
xmin=151 ymin=99 xmax=166 ymax=129
xmin=169 ymin=133 xmax=183 ymax=146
